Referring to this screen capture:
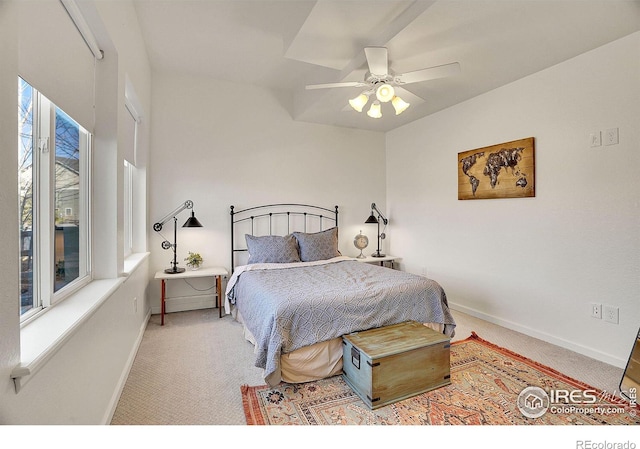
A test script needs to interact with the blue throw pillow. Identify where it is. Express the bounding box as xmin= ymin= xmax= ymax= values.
xmin=245 ymin=234 xmax=301 ymax=264
xmin=293 ymin=227 xmax=341 ymax=262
